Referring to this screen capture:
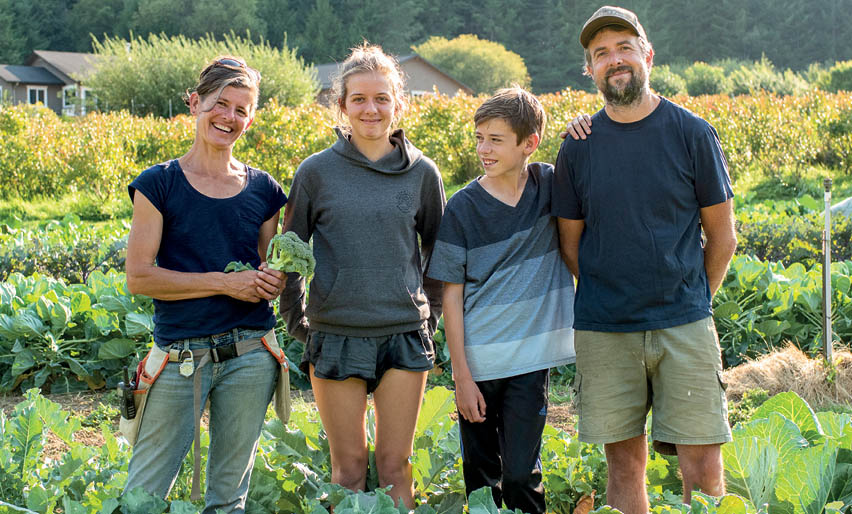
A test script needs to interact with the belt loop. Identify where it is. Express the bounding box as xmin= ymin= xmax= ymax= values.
xmin=232 ymin=328 xmax=240 ymax=344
